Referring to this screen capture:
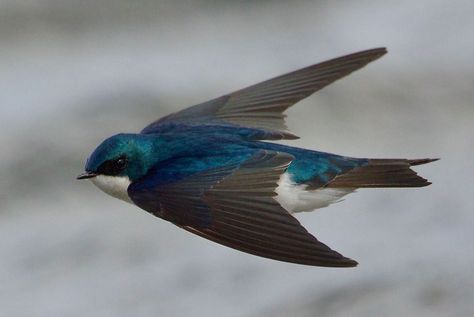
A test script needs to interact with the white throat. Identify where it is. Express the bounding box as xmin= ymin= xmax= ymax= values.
xmin=91 ymin=175 xmax=133 ymax=204
xmin=89 ymin=172 xmax=353 ymax=212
